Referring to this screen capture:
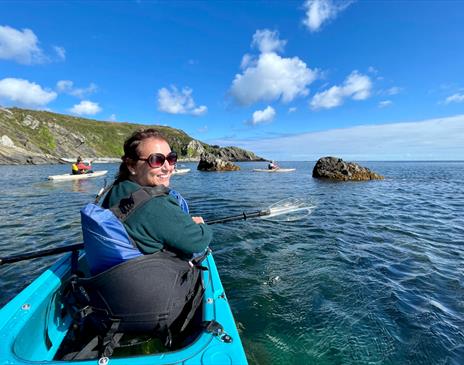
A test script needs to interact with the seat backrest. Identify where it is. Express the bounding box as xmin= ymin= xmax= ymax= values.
xmin=77 ymin=251 xmax=200 ymax=334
